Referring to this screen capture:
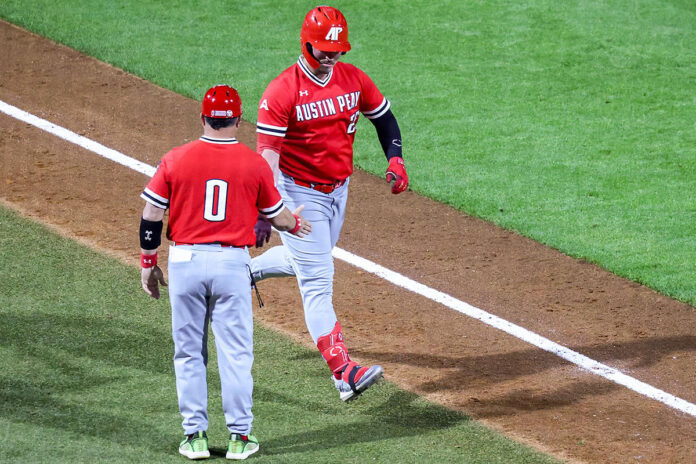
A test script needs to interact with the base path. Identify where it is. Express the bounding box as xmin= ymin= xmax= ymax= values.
xmin=1 ymin=21 xmax=695 ymax=463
